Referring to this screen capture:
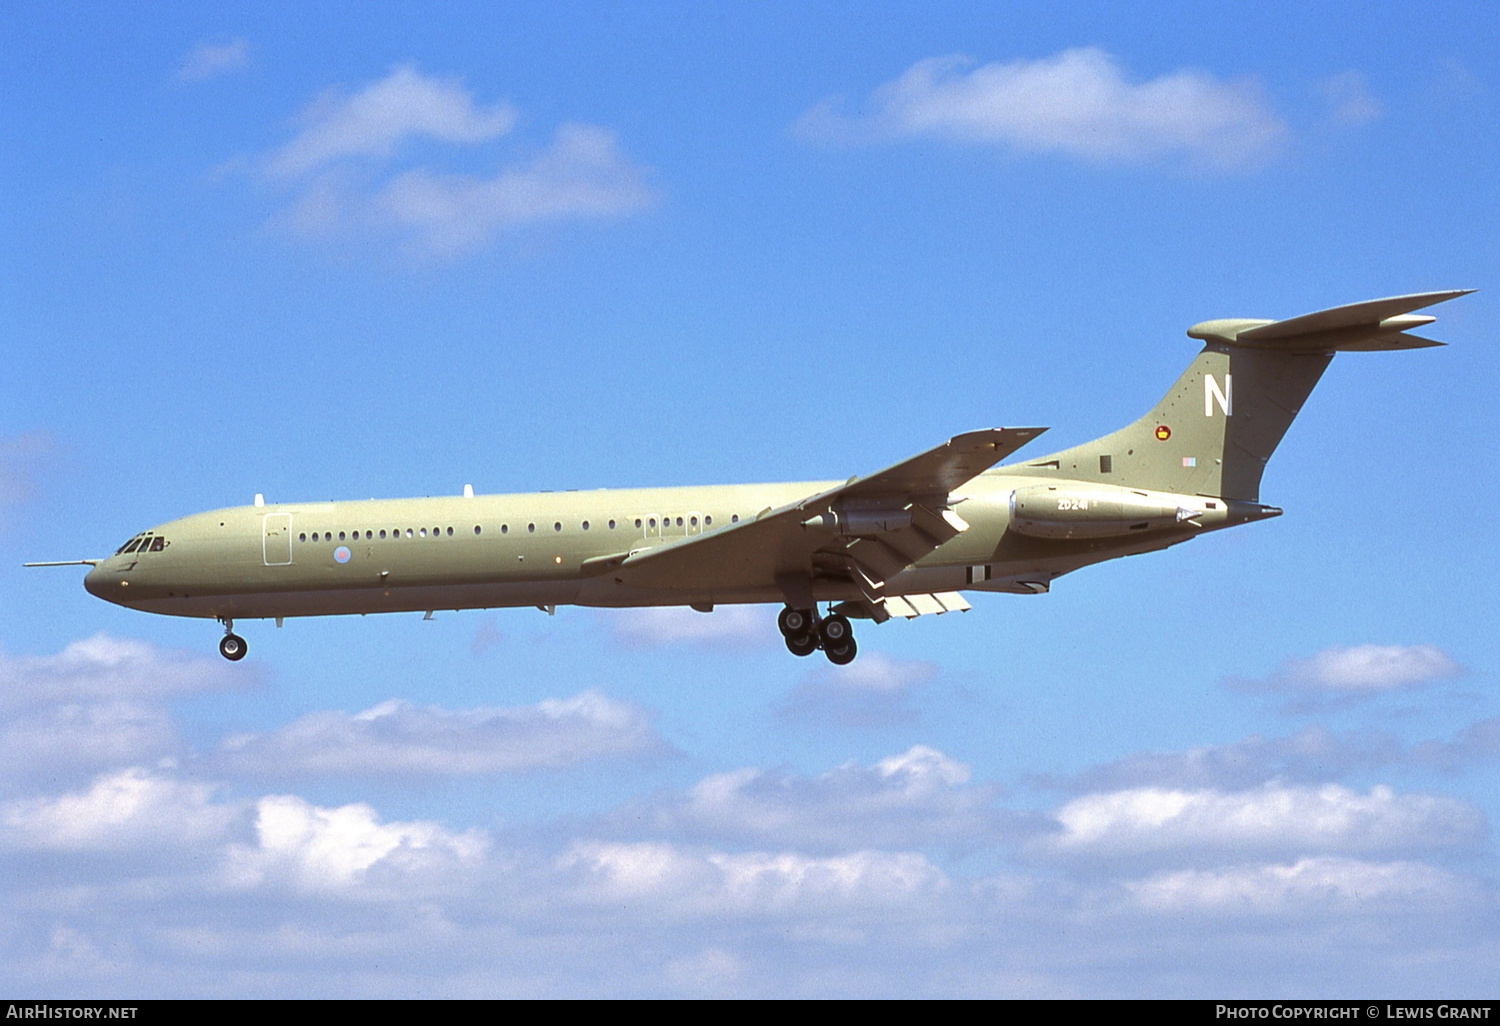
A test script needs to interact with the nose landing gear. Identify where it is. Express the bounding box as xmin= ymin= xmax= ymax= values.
xmin=217 ymin=618 xmax=248 ymax=661
xmin=777 ymin=607 xmax=858 ymax=664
